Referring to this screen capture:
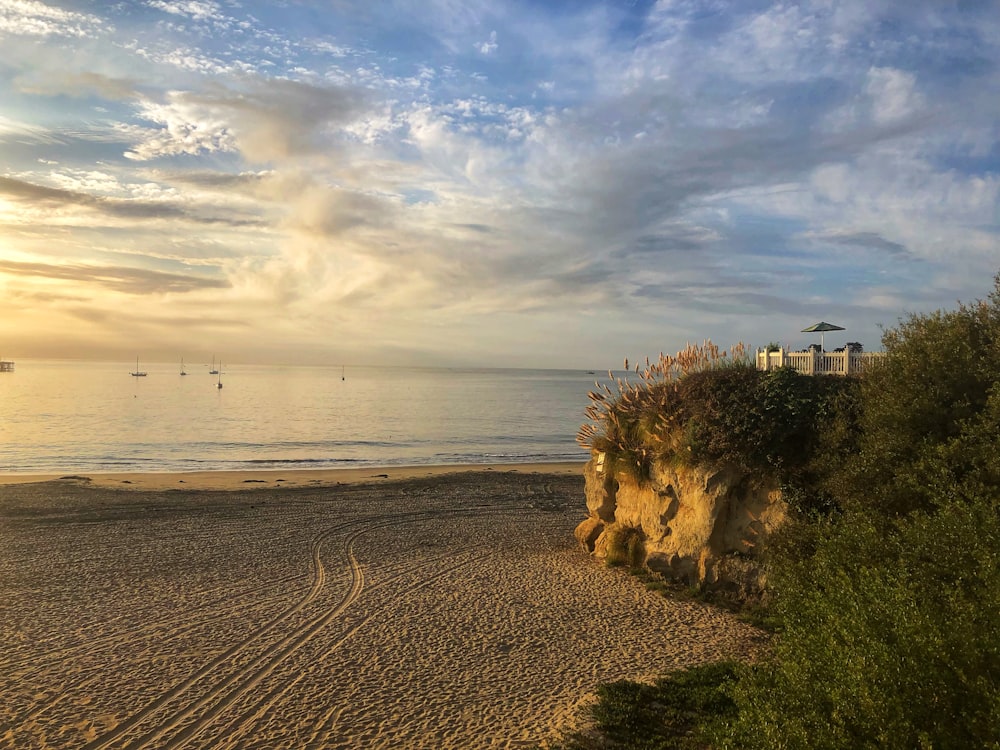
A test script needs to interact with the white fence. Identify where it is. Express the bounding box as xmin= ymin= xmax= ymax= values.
xmin=756 ymin=348 xmax=883 ymax=376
